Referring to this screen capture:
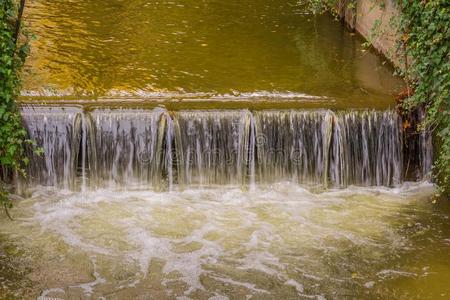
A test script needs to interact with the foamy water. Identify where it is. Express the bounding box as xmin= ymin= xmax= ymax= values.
xmin=20 ymin=89 xmax=328 ymax=100
xmin=1 ymin=182 xmax=449 ymax=299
